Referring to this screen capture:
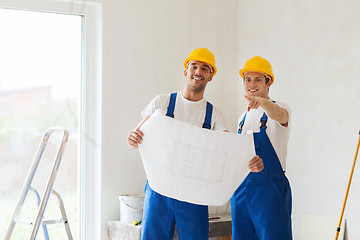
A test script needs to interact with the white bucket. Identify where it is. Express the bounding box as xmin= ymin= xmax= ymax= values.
xmin=119 ymin=194 xmax=145 ymax=223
